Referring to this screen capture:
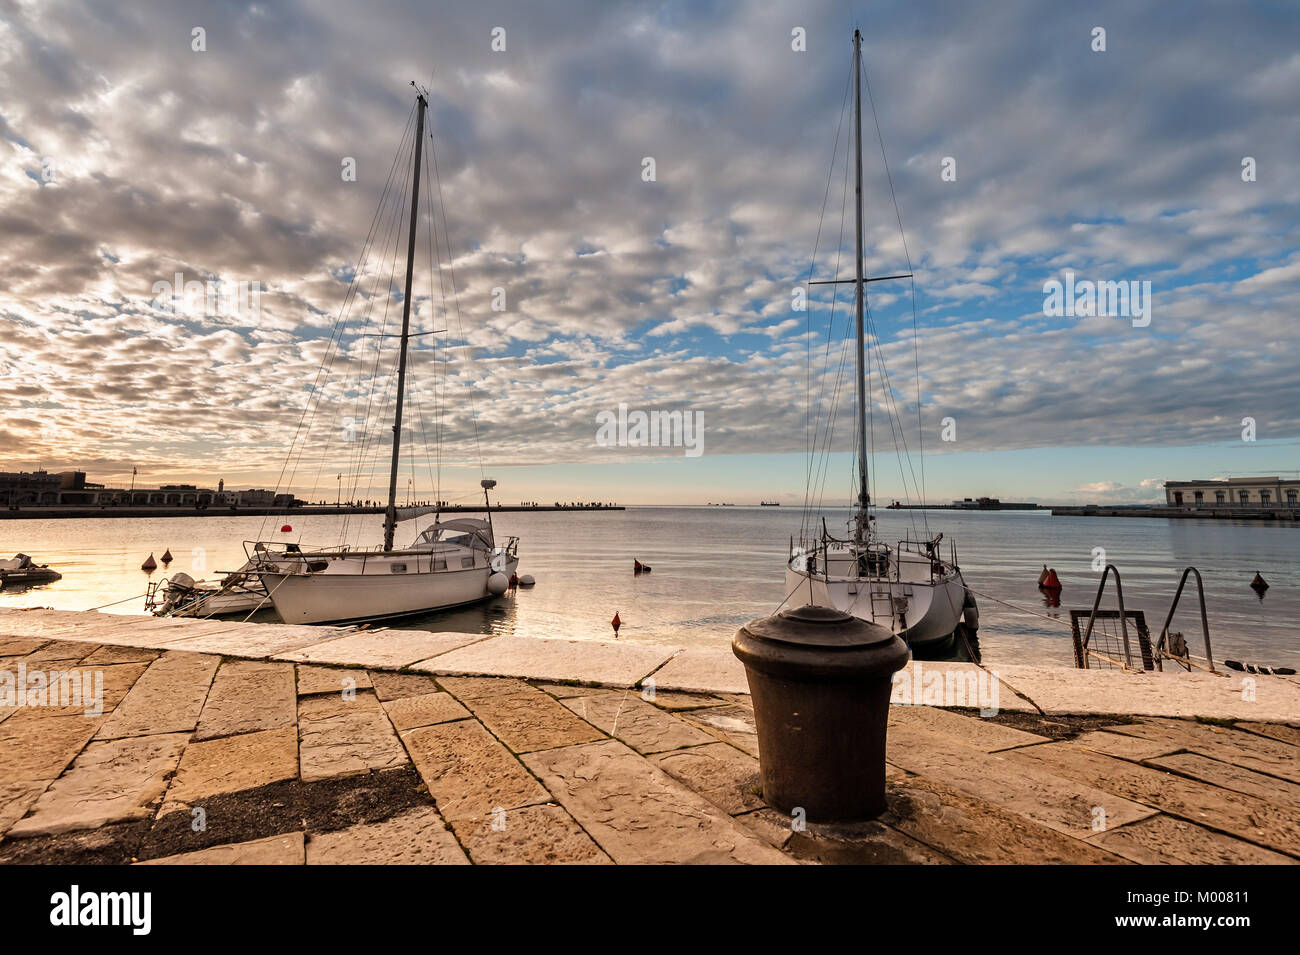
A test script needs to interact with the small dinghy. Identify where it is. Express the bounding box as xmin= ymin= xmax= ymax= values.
xmin=0 ymin=554 xmax=62 ymax=586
